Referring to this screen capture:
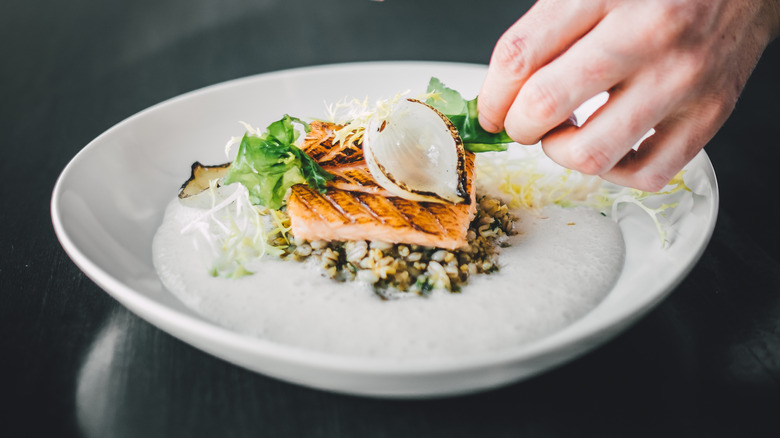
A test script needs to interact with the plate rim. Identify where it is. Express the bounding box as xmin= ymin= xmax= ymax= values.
xmin=51 ymin=60 xmax=720 ymax=389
